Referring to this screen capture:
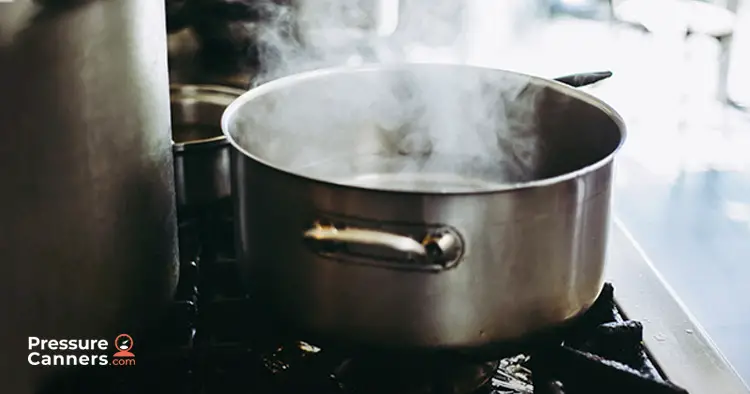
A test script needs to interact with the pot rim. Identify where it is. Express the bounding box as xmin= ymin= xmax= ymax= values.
xmin=221 ymin=63 xmax=627 ymax=196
